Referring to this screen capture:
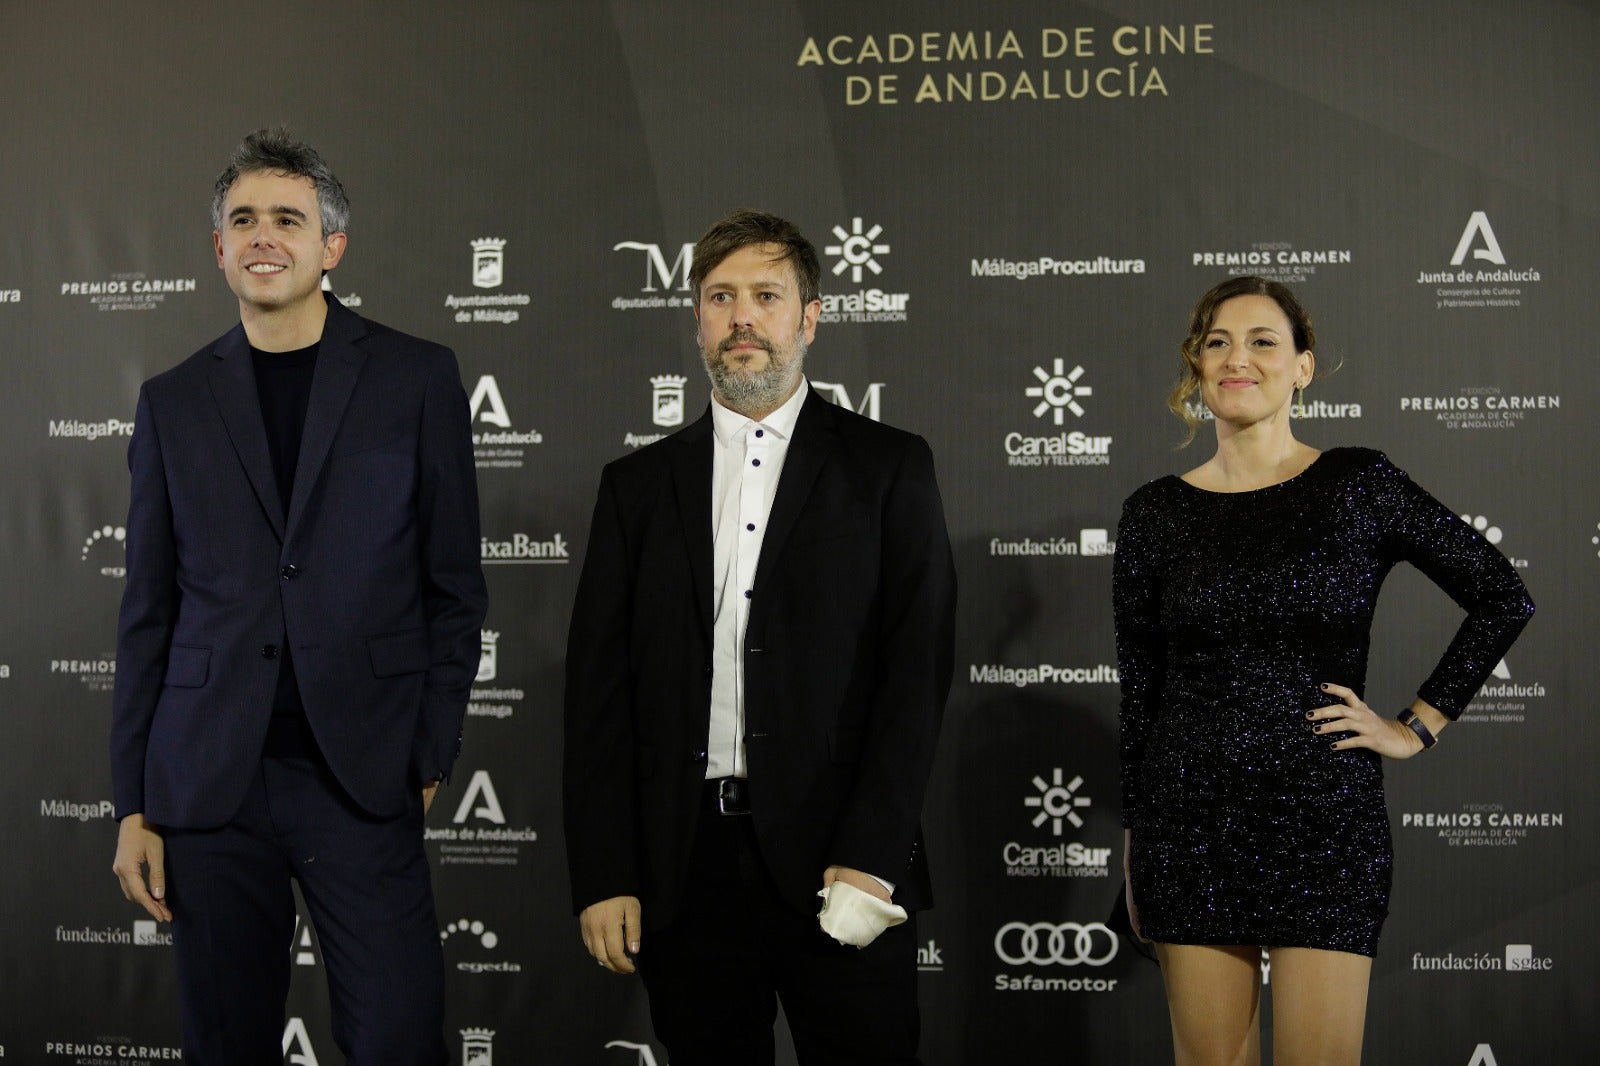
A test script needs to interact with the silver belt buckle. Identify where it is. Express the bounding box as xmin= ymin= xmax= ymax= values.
xmin=716 ymin=778 xmax=746 ymax=815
